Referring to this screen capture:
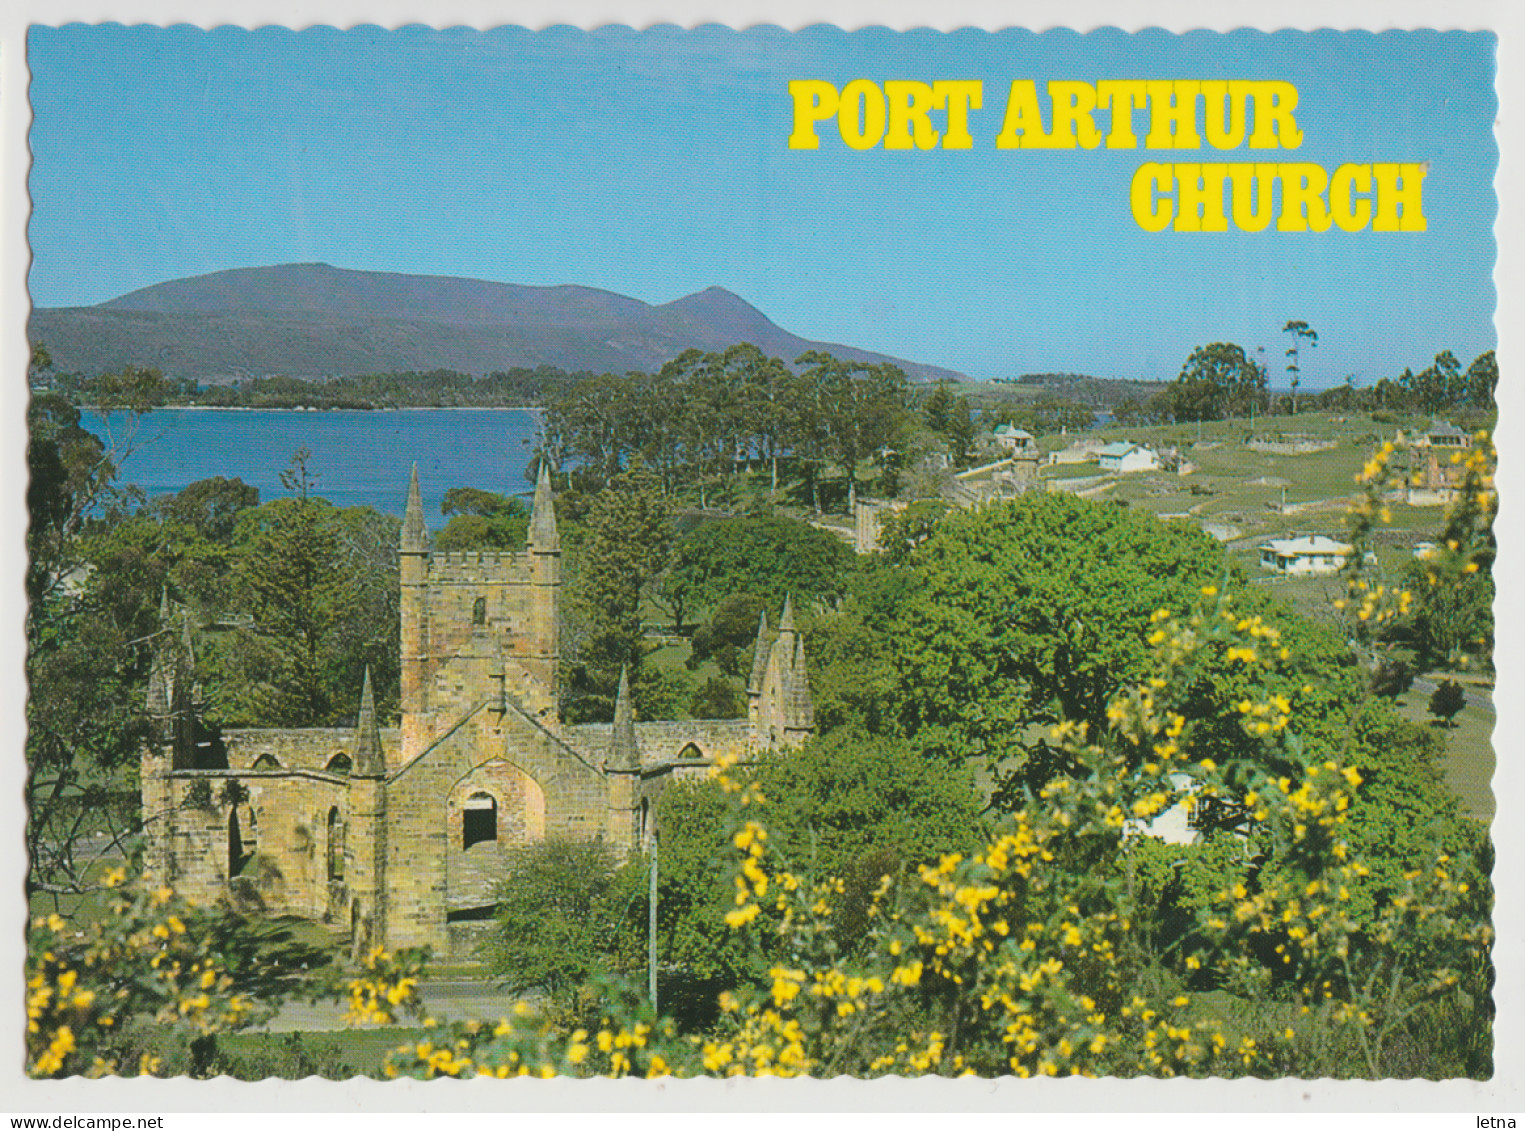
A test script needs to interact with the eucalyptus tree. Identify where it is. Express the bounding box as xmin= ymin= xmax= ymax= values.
xmin=796 ymin=351 xmax=912 ymax=514
xmin=1282 ymin=319 xmax=1318 ymax=415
